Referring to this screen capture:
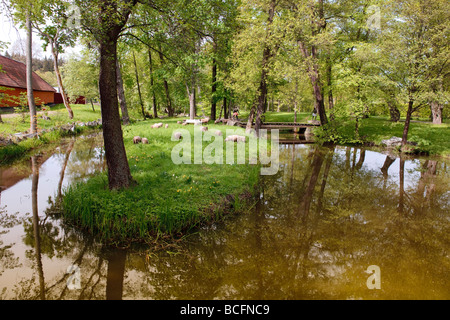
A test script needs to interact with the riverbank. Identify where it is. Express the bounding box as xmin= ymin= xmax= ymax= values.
xmin=0 ymin=104 xmax=102 ymax=164
xmin=3 ymin=109 xmax=447 ymax=244
xmin=260 ymin=113 xmax=449 ymax=157
xmin=315 ymin=116 xmax=450 ymax=157
xmin=61 ymin=119 xmax=261 ymax=245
